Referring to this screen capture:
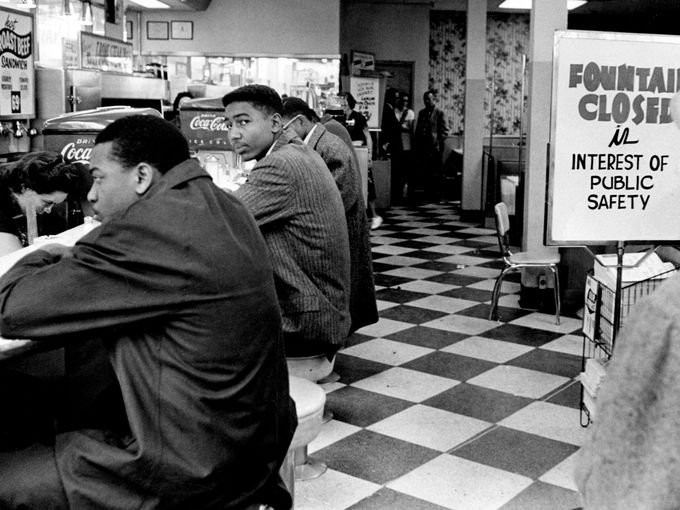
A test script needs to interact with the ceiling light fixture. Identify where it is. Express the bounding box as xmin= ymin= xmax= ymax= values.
xmin=499 ymin=0 xmax=587 ymax=10
xmin=128 ymin=0 xmax=170 ymax=8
